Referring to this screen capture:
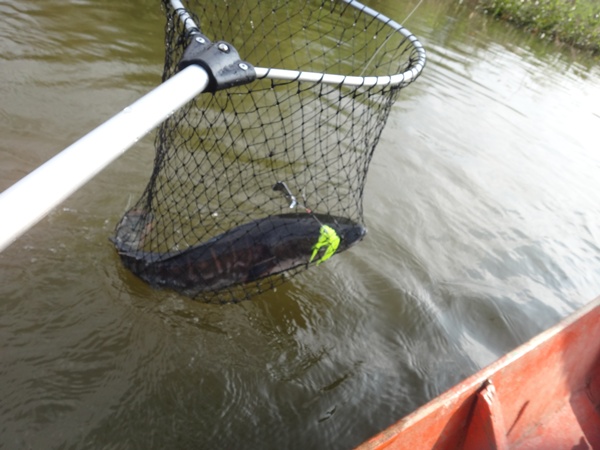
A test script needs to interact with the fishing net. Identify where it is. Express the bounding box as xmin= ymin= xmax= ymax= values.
xmin=113 ymin=0 xmax=425 ymax=303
